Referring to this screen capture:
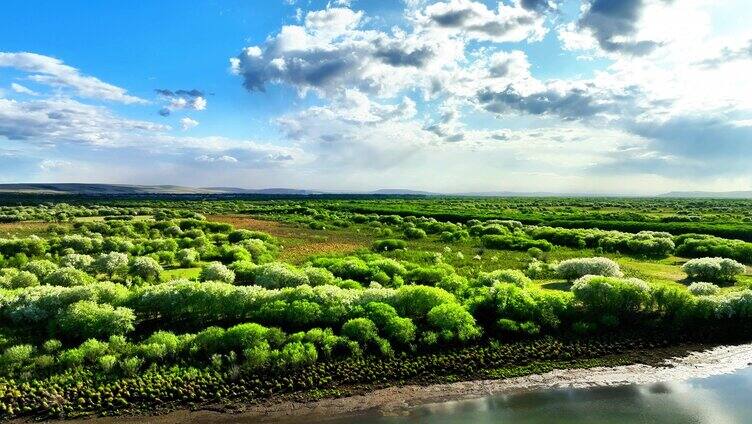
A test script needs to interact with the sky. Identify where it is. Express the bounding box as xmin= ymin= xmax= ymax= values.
xmin=1 ymin=0 xmax=751 ymax=194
